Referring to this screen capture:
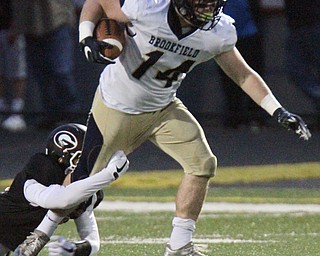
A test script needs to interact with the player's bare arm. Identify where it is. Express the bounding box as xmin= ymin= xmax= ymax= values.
xmin=215 ymin=47 xmax=311 ymax=140
xmin=214 ymin=47 xmax=271 ymax=106
xmin=79 ymin=0 xmax=103 ymax=24
xmin=80 ymin=0 xmax=129 ymax=24
xmin=79 ymin=0 xmax=129 ymax=64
